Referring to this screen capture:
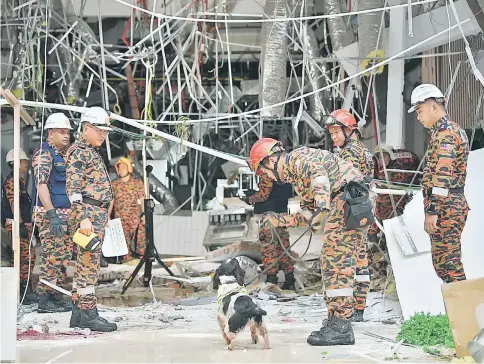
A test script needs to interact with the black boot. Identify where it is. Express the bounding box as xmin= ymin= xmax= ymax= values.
xmin=281 ymin=272 xmax=296 ymax=291
xmin=349 ymin=309 xmax=365 ymax=323
xmin=307 ymin=315 xmax=355 ymax=346
xmin=70 ymin=303 xmax=81 ymax=328
xmin=50 ymin=292 xmax=72 ymax=311
xmin=20 ymin=282 xmax=38 ymax=305
xmin=100 ymin=255 xmax=109 ymax=268
xmin=79 ymin=307 xmax=117 ymax=332
xmin=38 ymin=293 xmax=71 ymax=313
xmin=266 ymin=275 xmax=278 ymax=285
